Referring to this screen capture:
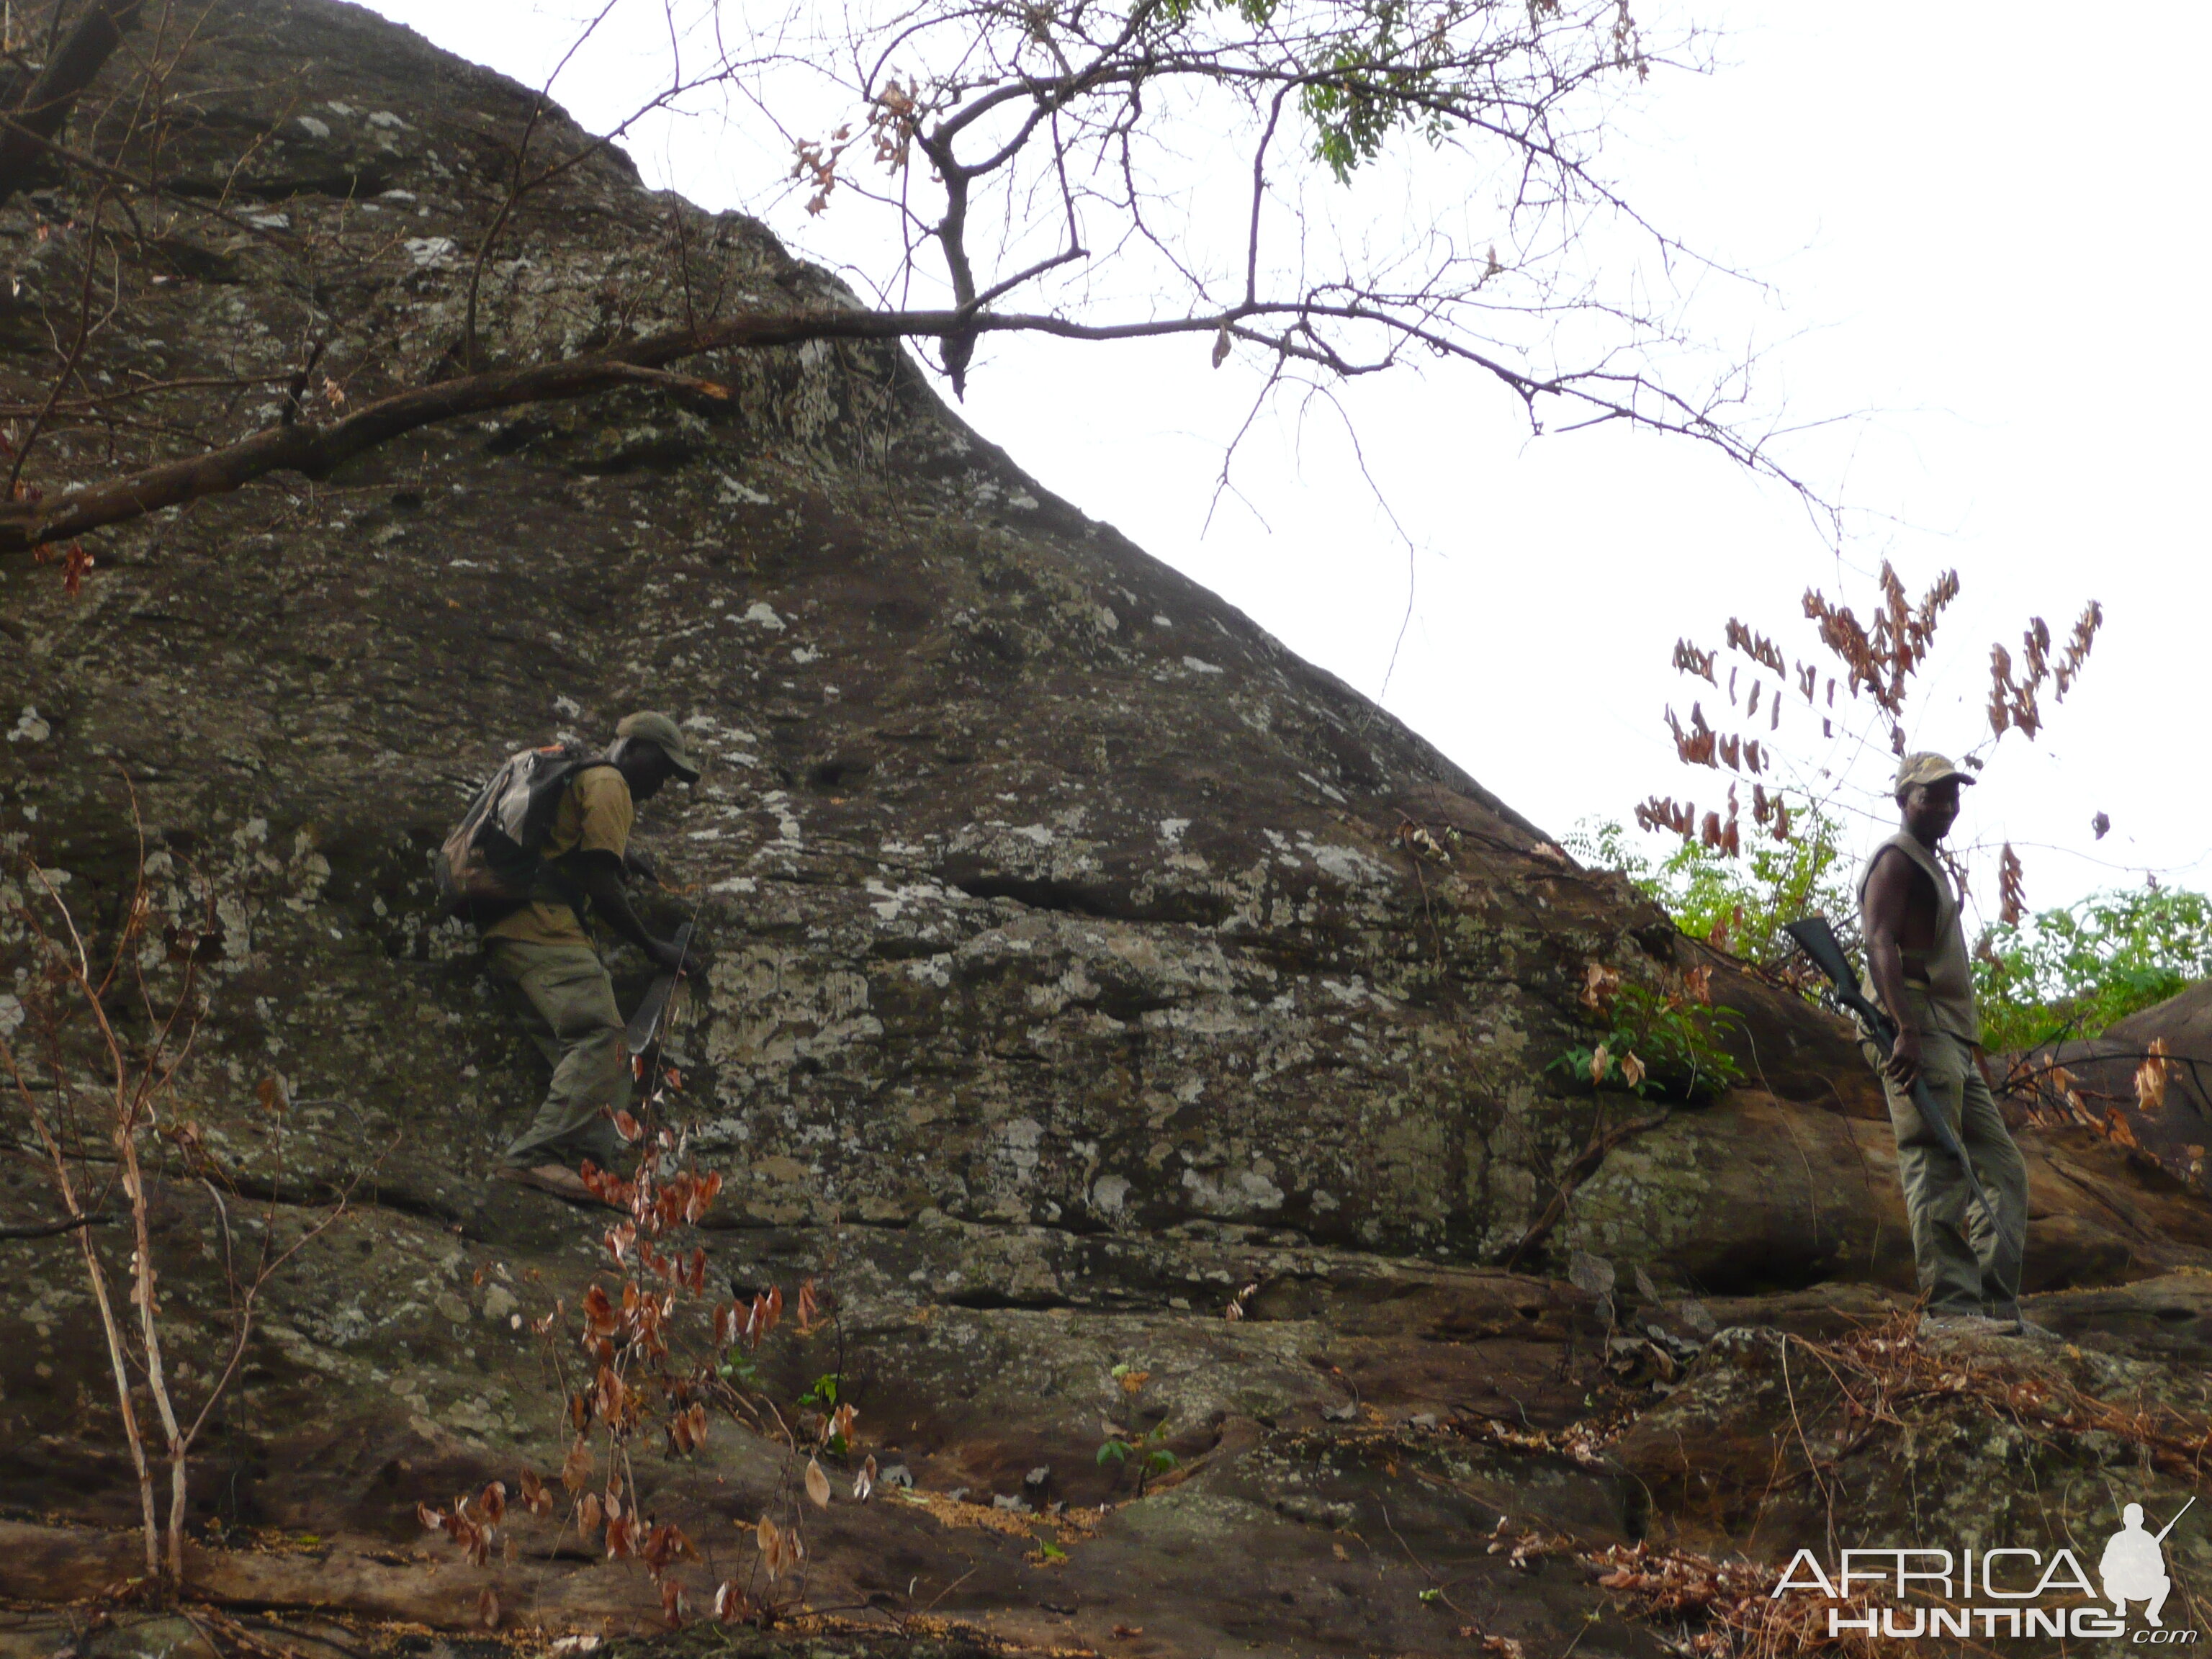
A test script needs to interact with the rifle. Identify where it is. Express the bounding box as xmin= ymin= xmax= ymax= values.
xmin=1784 ymin=914 xmax=2023 ymax=1261
xmin=2155 ymin=1496 xmax=2196 ymax=1545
